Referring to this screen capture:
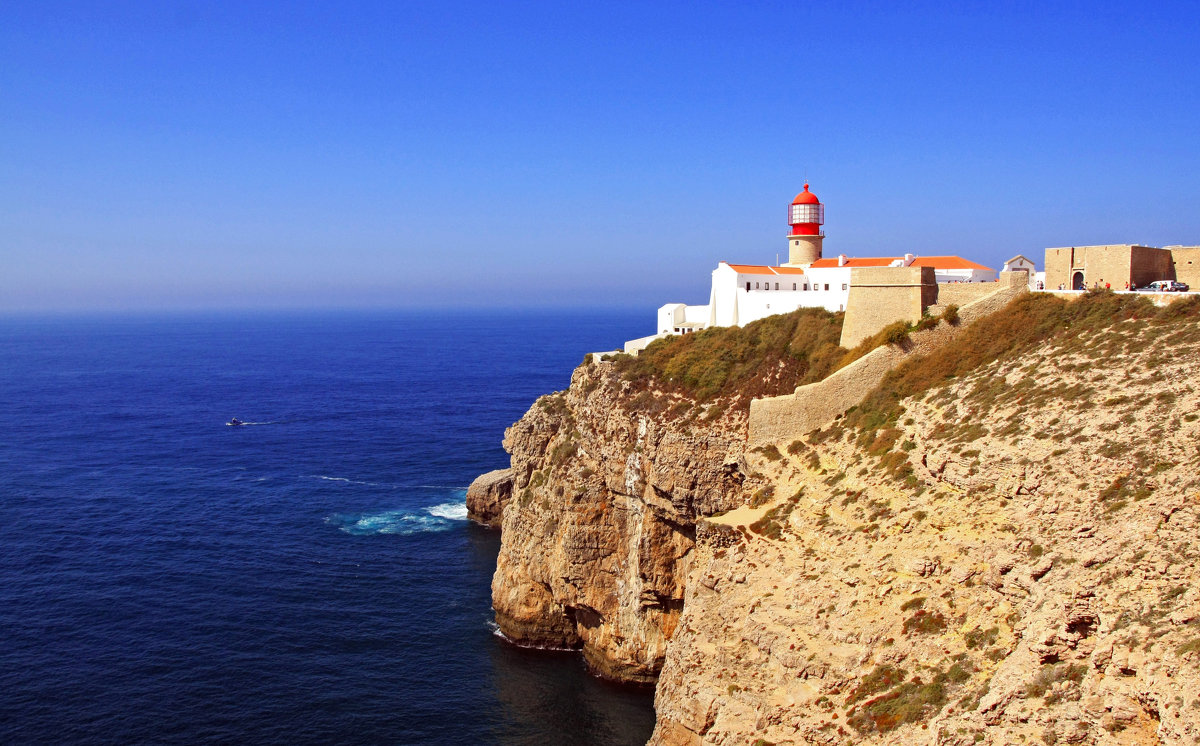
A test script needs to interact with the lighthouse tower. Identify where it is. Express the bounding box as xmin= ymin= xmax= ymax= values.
xmin=785 ymin=184 xmax=824 ymax=266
